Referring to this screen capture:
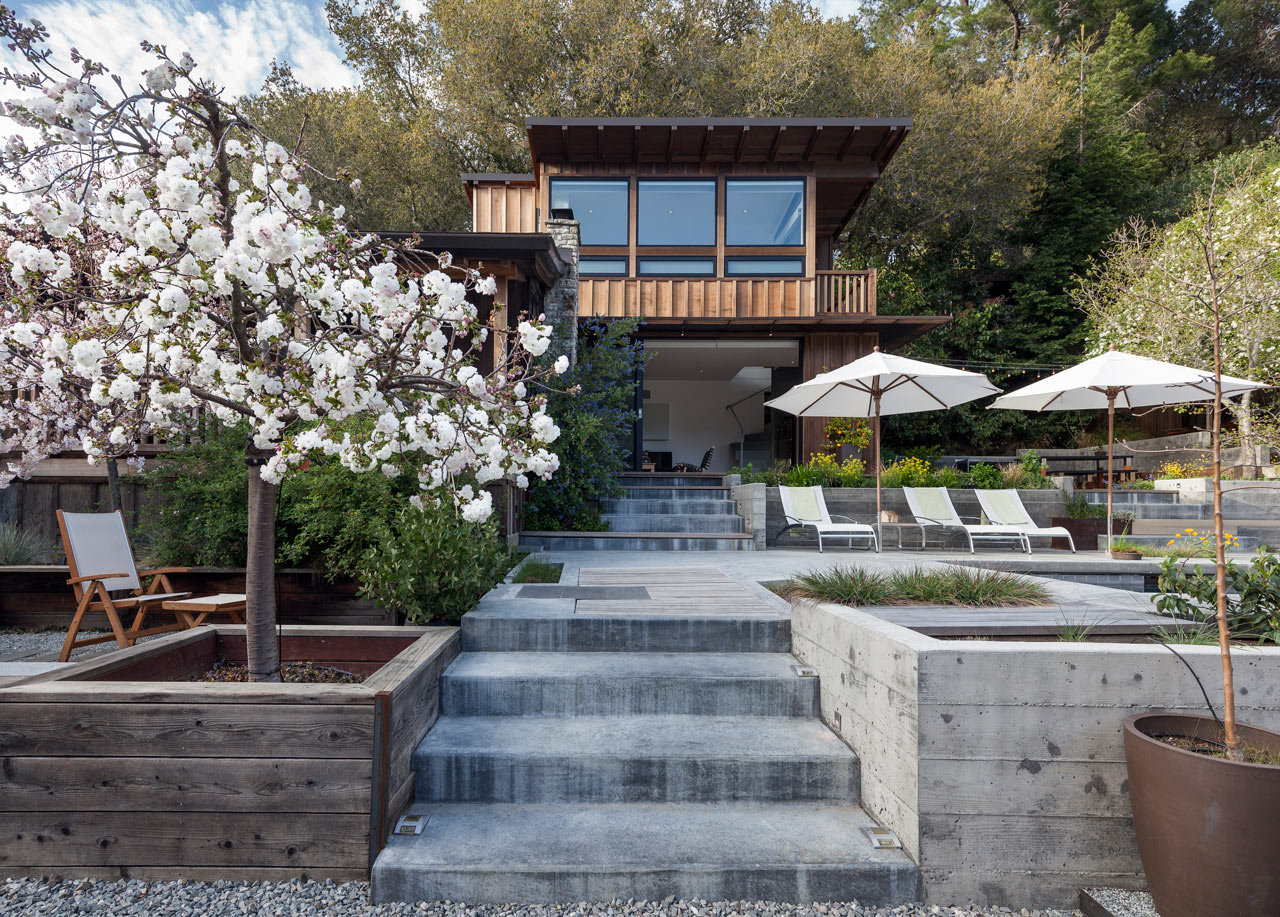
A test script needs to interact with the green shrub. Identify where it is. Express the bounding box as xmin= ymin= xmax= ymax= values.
xmin=357 ymin=500 xmax=513 ymax=624
xmin=1064 ymin=493 xmax=1108 ymax=519
xmin=1155 ymin=549 xmax=1280 ymax=644
xmin=0 ymin=523 xmax=52 ymax=564
xmin=779 ymin=564 xmax=1052 ymax=607
xmin=524 ymin=318 xmax=647 ymax=531
xmin=132 ymin=420 xmax=411 ymax=577
xmin=966 ymin=463 xmax=1004 ymax=489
